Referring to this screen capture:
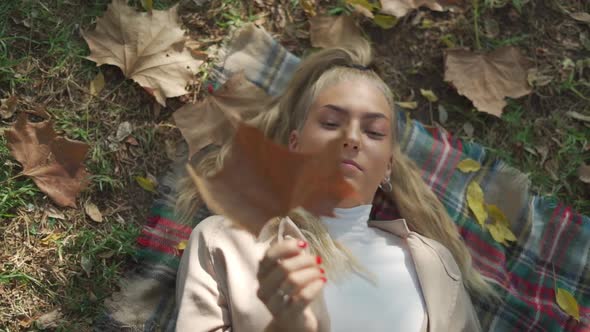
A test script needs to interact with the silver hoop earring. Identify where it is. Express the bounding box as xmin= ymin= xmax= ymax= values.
xmin=379 ymin=177 xmax=393 ymax=193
